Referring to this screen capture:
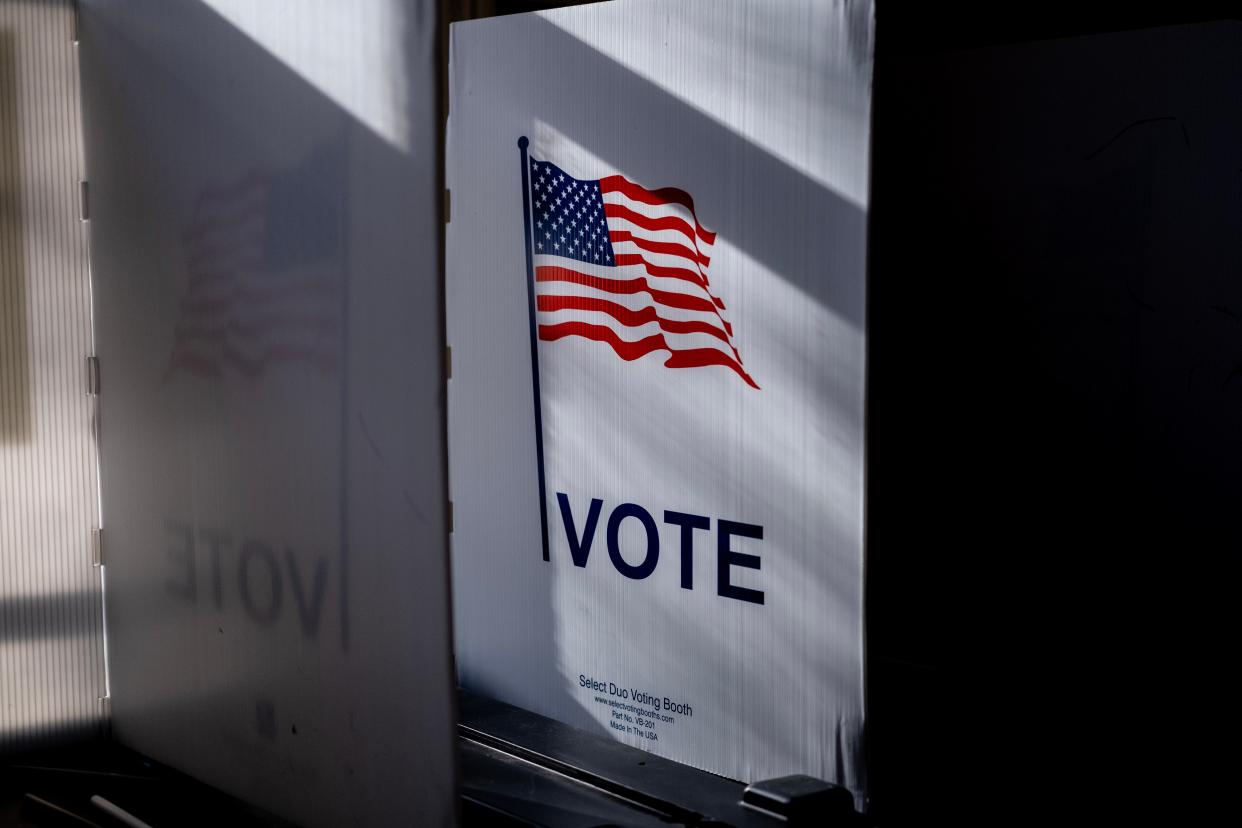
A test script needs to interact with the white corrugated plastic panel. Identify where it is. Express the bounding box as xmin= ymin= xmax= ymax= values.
xmin=0 ymin=0 xmax=108 ymax=751
xmin=447 ymin=0 xmax=872 ymax=807
xmin=78 ymin=1 xmax=456 ymax=825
